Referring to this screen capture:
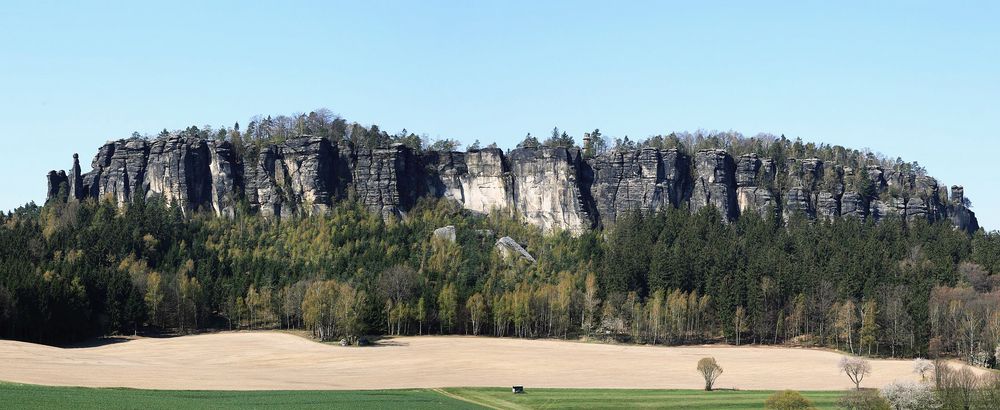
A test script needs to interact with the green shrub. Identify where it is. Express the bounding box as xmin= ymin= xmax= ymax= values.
xmin=837 ymin=389 xmax=890 ymax=410
xmin=764 ymin=390 xmax=814 ymax=410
